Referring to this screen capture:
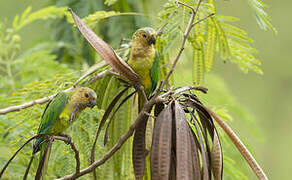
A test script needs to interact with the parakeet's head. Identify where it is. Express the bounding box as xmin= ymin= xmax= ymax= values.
xmin=72 ymin=87 xmax=97 ymax=108
xmin=132 ymin=27 xmax=156 ymax=46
